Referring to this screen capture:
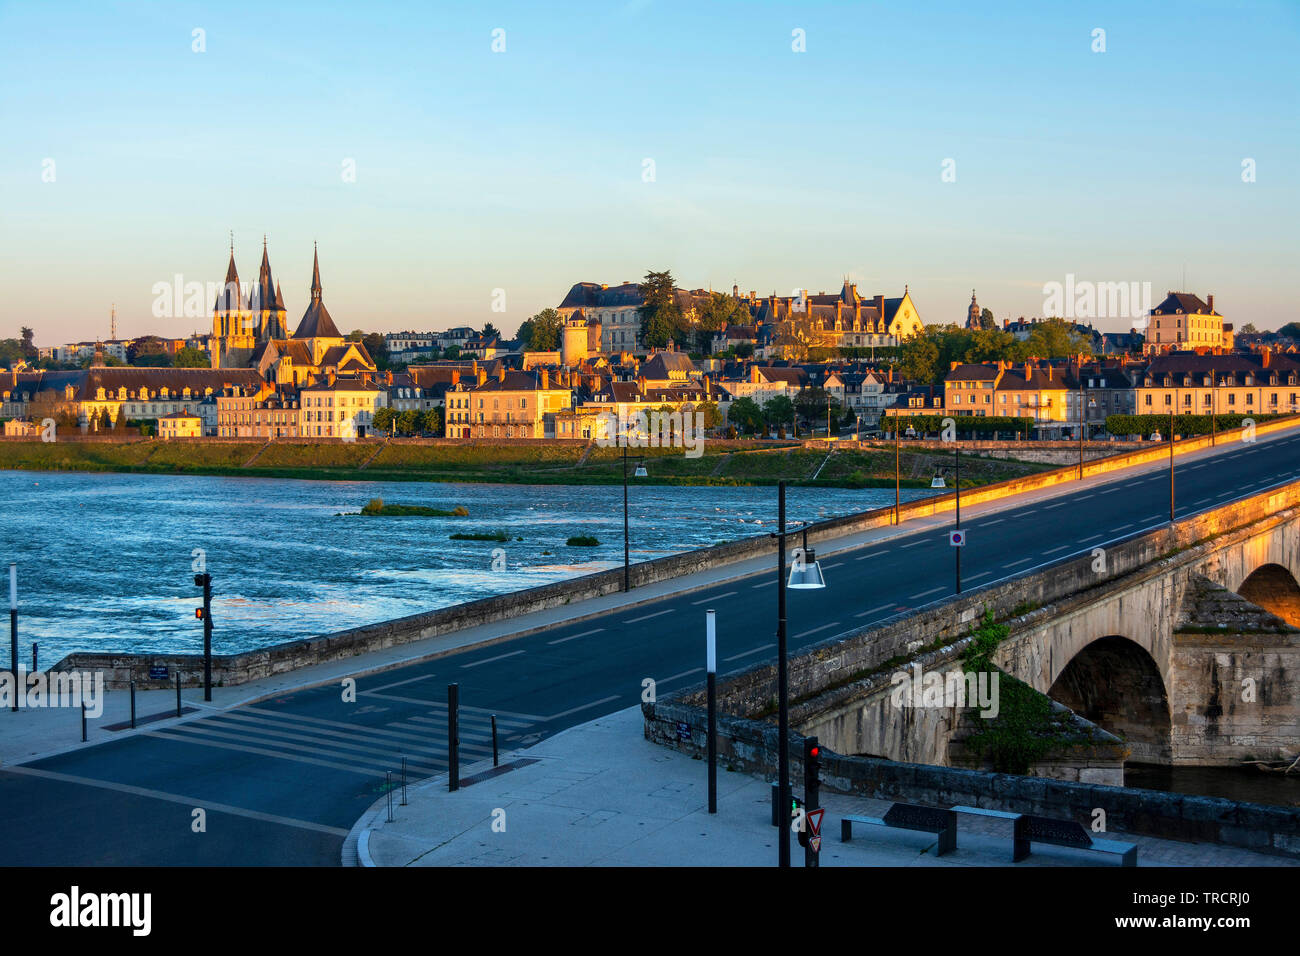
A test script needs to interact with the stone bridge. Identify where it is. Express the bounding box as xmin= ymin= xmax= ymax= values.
xmin=645 ymin=482 xmax=1300 ymax=854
